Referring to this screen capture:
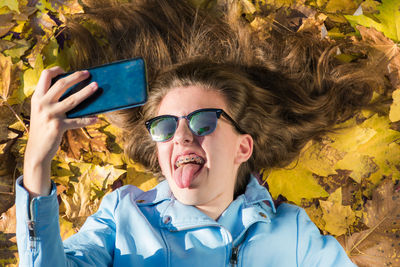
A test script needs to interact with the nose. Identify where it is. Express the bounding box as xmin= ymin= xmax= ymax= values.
xmin=173 ymin=118 xmax=194 ymax=144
